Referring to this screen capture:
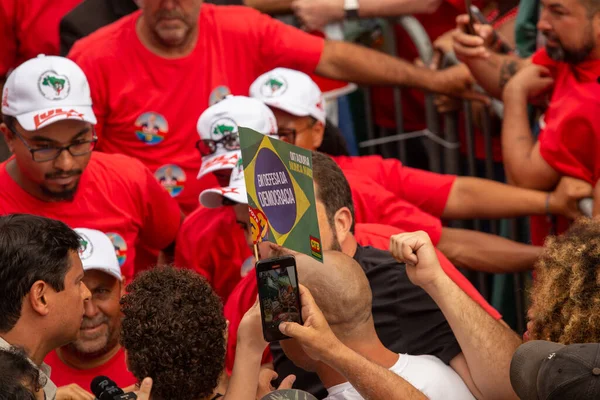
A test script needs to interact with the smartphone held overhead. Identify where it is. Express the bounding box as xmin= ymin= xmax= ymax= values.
xmin=256 ymin=255 xmax=303 ymax=342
